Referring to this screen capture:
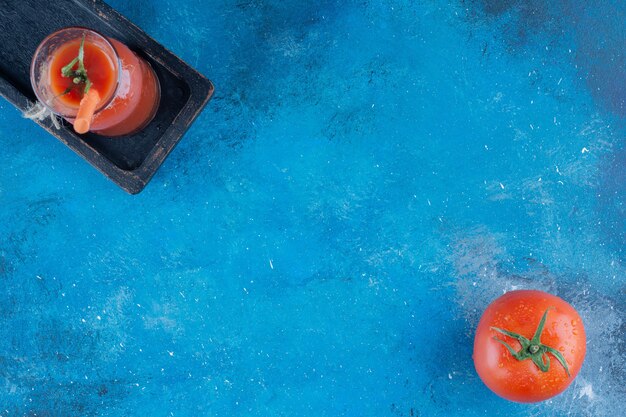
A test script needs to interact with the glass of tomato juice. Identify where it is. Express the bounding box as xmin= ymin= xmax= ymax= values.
xmin=30 ymin=27 xmax=160 ymax=136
